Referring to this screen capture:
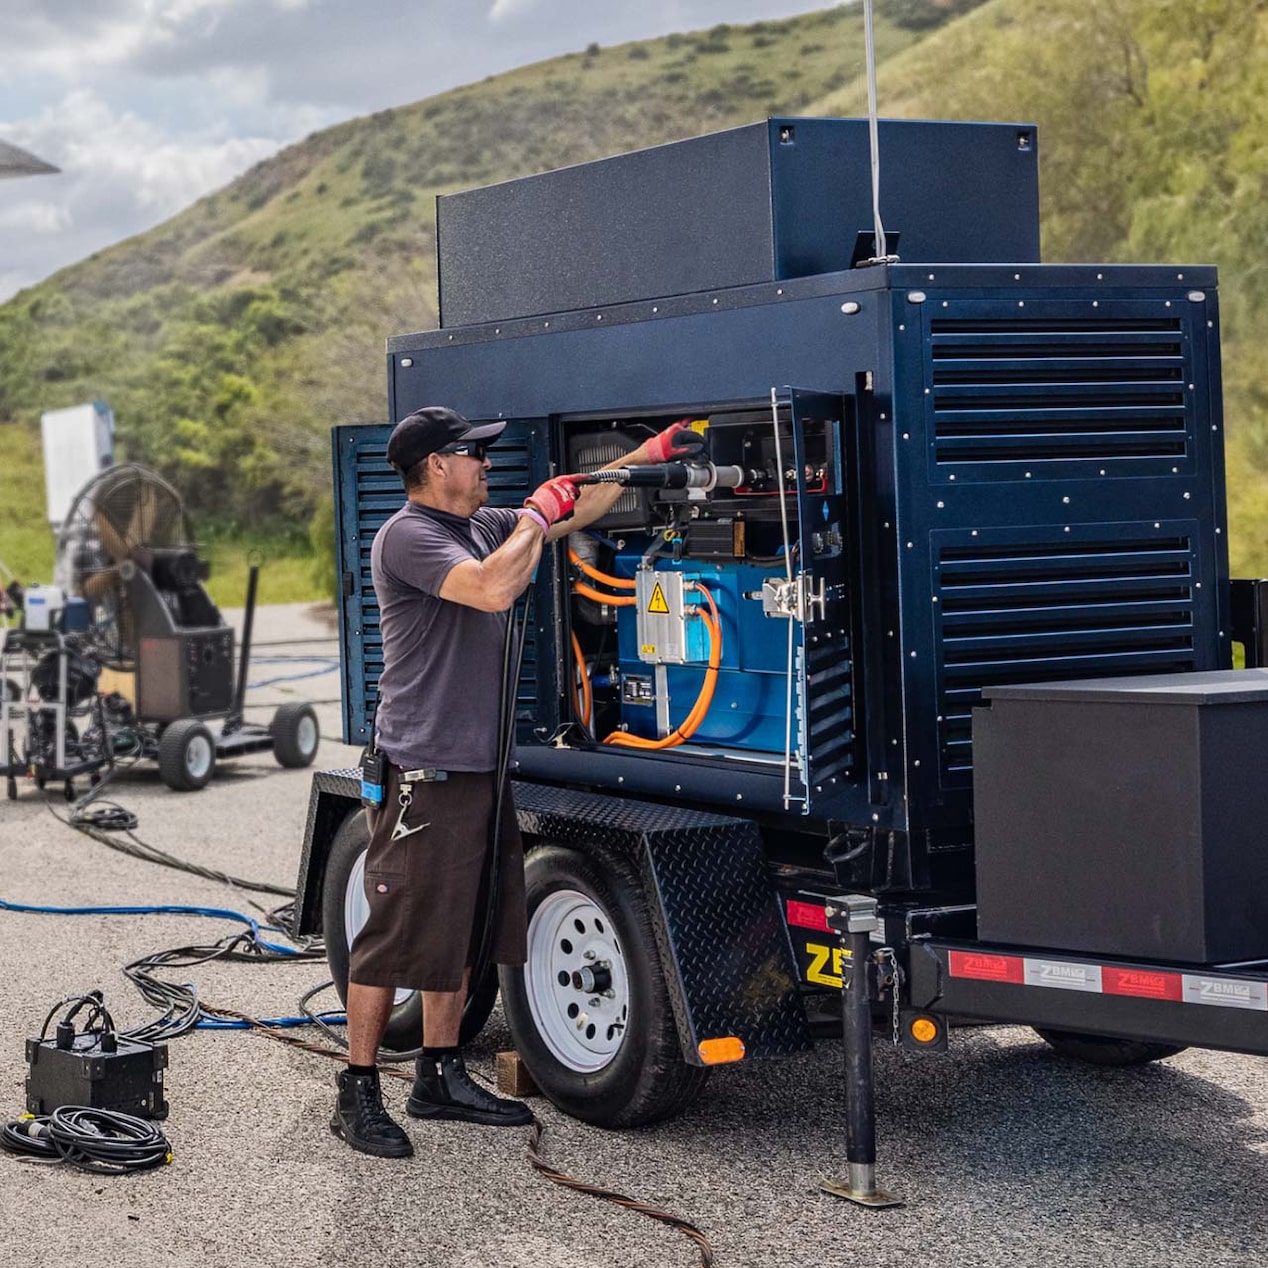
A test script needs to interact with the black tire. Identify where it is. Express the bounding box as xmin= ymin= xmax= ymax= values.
xmin=270 ymin=702 xmax=320 ymax=768
xmin=157 ymin=719 xmax=216 ymax=791
xmin=500 ymin=843 xmax=710 ymax=1128
xmin=1034 ymin=1027 xmax=1186 ymax=1066
xmin=321 ymin=808 xmax=498 ymax=1052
